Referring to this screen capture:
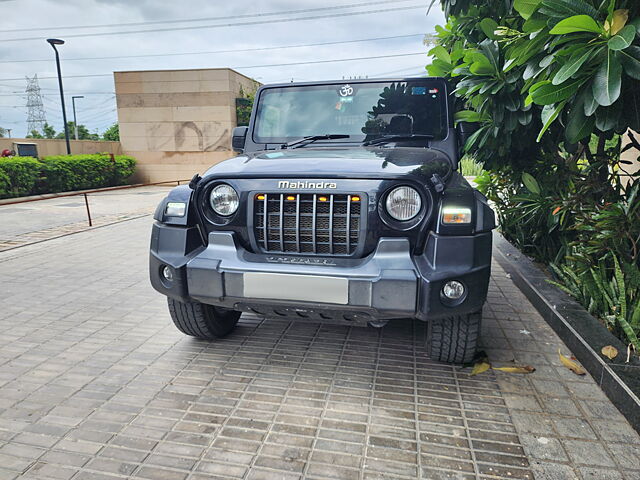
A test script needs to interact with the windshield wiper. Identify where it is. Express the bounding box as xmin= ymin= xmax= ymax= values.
xmin=282 ymin=134 xmax=350 ymax=149
xmin=363 ymin=134 xmax=434 ymax=146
